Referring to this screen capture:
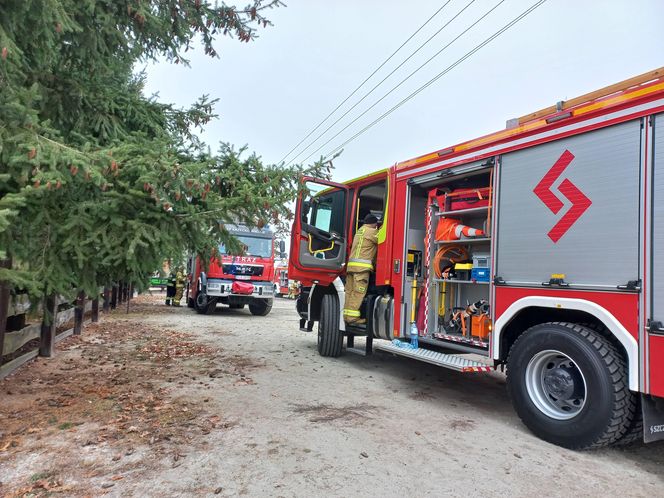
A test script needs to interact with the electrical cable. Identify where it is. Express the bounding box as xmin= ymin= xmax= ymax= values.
xmin=319 ymin=0 xmax=547 ymax=161
xmin=296 ymin=0 xmax=506 ymax=165
xmin=282 ymin=0 xmax=475 ymax=166
xmin=276 ymin=2 xmax=451 ymax=165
